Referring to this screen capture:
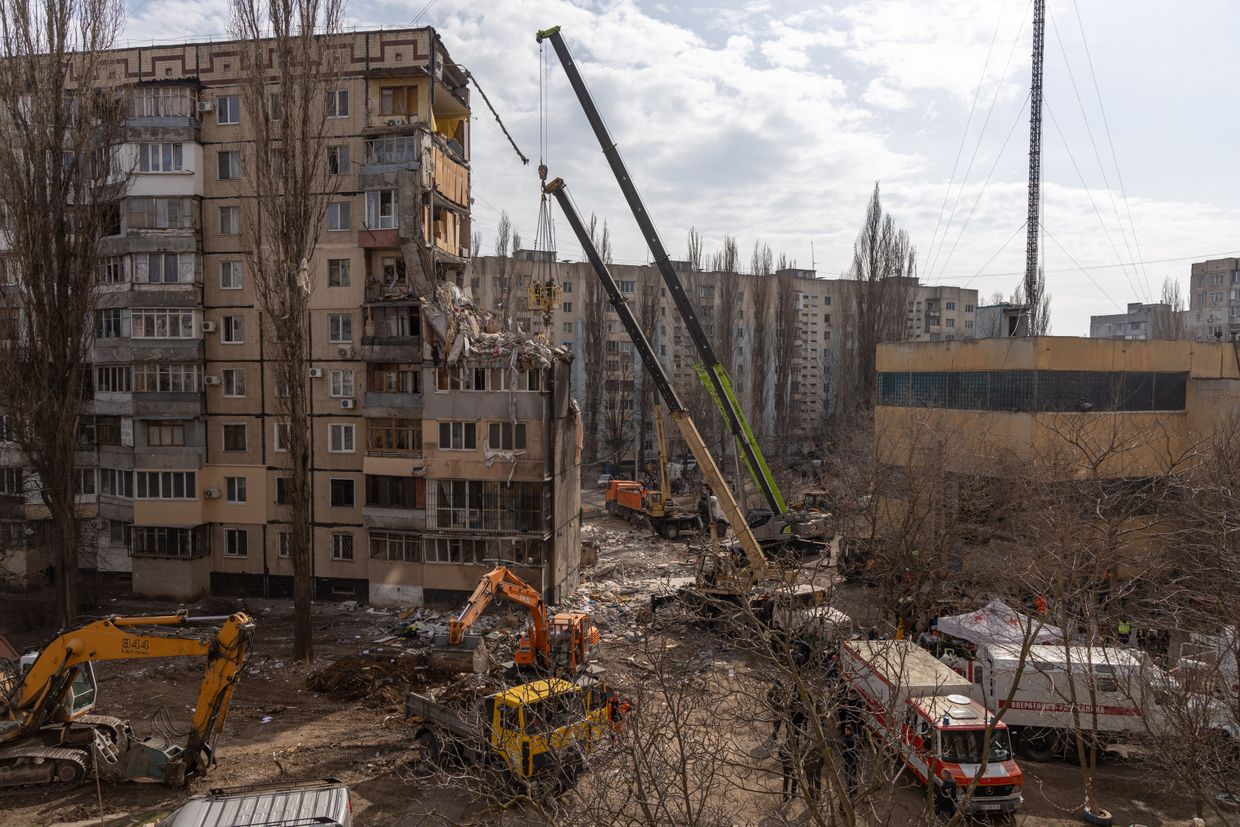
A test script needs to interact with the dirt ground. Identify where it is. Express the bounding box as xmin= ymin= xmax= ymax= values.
xmin=0 ymin=506 xmax=1216 ymax=825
